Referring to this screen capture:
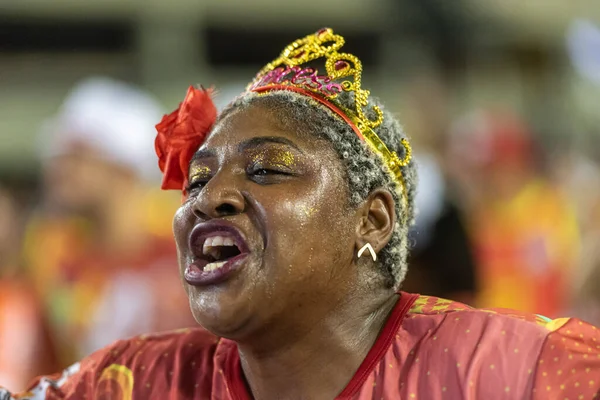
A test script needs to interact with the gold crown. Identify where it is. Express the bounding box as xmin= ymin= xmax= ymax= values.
xmin=247 ymin=28 xmax=412 ymax=209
